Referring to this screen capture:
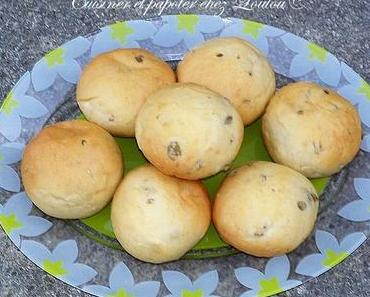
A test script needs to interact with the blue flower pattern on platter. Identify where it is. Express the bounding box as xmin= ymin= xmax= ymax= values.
xmin=337 ymin=62 xmax=370 ymax=152
xmin=162 ymin=270 xmax=219 ymax=297
xmin=281 ymin=33 xmax=341 ymax=86
xmin=0 ymin=15 xmax=369 ymax=297
xmin=0 ymin=142 xmax=23 ymax=192
xmin=152 ymin=15 xmax=224 ymax=49
xmin=338 ymin=178 xmax=370 ymax=222
xmin=0 ymin=72 xmax=48 ymax=141
xmin=0 ymin=192 xmax=52 ymax=247
xmin=83 ymin=262 xmax=160 ymax=297
xmin=362 ymin=134 xmax=370 ymax=153
xmin=220 ymin=18 xmax=284 ymax=56
xmin=91 ymin=20 xmax=157 ymax=57
xmin=295 ymin=230 xmax=366 ymax=277
xmin=235 ymin=255 xmax=302 ymax=297
xmin=21 ymin=239 xmax=97 ymax=286
xmin=31 ymin=36 xmax=91 ymax=91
